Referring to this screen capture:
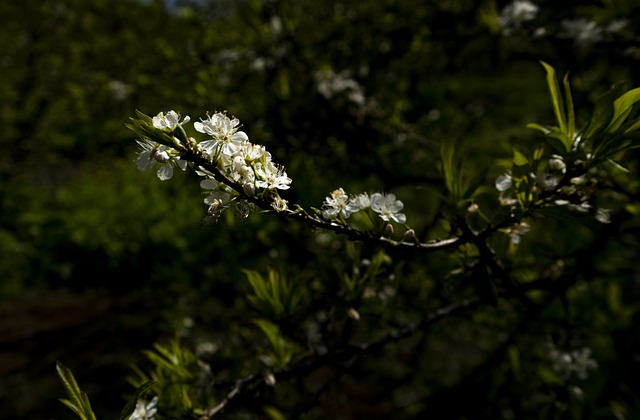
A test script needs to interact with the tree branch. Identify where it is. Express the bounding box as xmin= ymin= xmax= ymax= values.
xmin=204 ymin=296 xmax=482 ymax=416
